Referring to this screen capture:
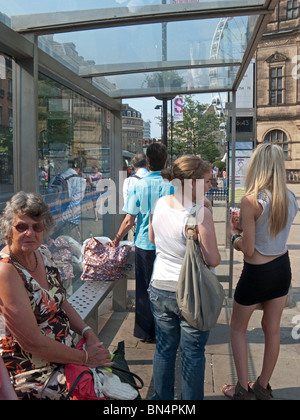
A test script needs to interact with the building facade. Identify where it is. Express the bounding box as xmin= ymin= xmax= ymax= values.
xmin=255 ymin=0 xmax=300 ymax=181
xmin=143 ymin=119 xmax=151 ymax=140
xmin=122 ymin=104 xmax=144 ymax=154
